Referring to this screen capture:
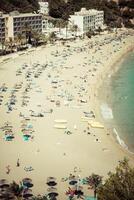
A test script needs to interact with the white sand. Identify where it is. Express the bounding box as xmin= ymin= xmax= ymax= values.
xmin=0 ymin=29 xmax=134 ymax=198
